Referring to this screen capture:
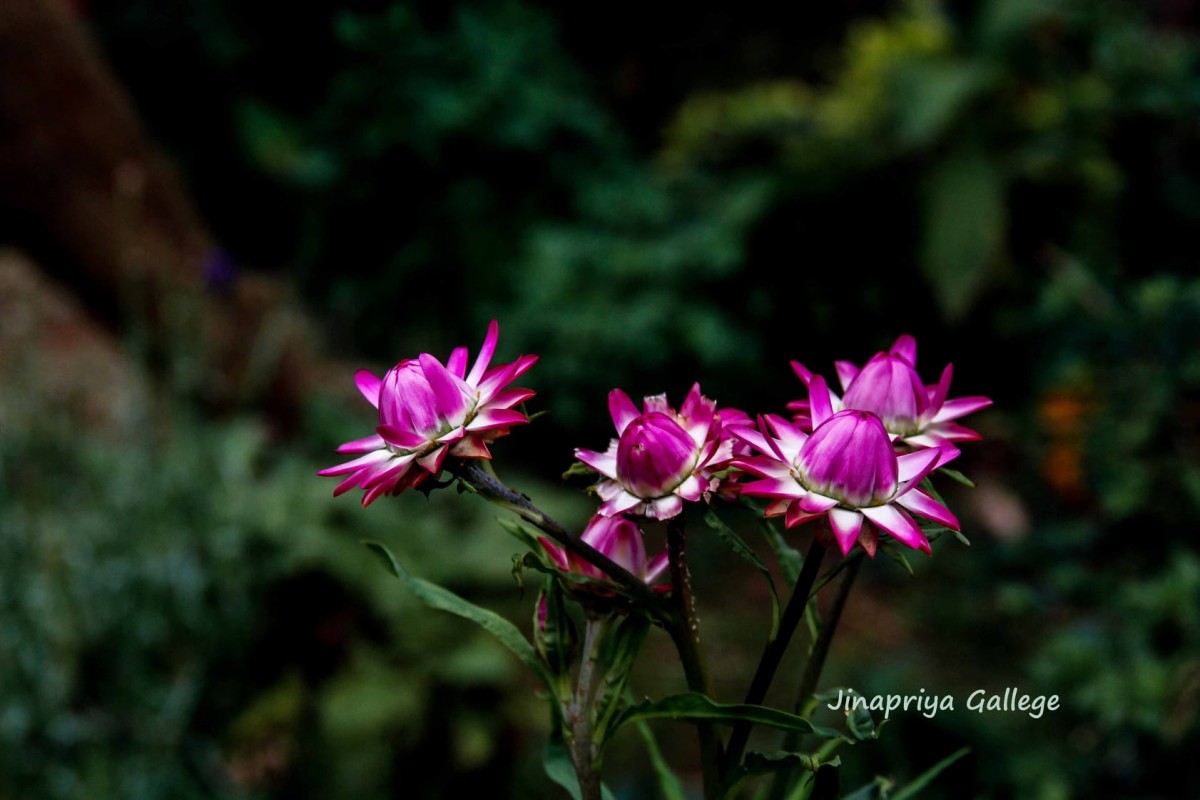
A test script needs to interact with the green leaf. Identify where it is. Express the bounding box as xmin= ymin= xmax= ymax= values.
xmin=847 ymin=703 xmax=879 ymax=741
xmin=890 ymin=747 xmax=970 ymax=800
xmin=594 ymin=614 xmax=651 ymax=742
xmin=877 ymin=539 xmax=914 ymax=576
xmin=724 ymin=751 xmax=840 ymax=798
xmin=562 ymin=461 xmax=596 ymax=480
xmin=705 ymin=509 xmax=781 ymax=639
xmin=362 ymin=540 xmax=549 ymax=684
xmin=937 ymin=467 xmax=976 ymax=488
xmin=534 ymin=578 xmax=576 ymax=681
xmin=543 ymin=728 xmax=582 ymax=800
xmin=634 ymin=720 xmax=687 ymax=800
xmin=758 ymin=517 xmax=802 ymax=585
xmin=920 ymin=149 xmax=1005 ymax=320
xmin=614 ymin=693 xmax=850 ymax=741
xmin=497 ymin=517 xmax=547 ymax=552
xmin=894 ymin=62 xmax=988 ymax=149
